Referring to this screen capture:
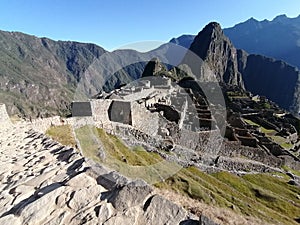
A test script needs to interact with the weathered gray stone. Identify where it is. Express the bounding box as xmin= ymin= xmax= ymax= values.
xmin=43 ymin=209 xmax=69 ymax=225
xmin=109 ymin=180 xmax=153 ymax=211
xmin=68 ymin=186 xmax=102 ymax=211
xmin=20 ymin=186 xmax=65 ymax=225
xmin=96 ymin=171 xmax=129 ymax=190
xmin=66 ymin=172 xmax=99 ymax=189
xmin=0 ymin=104 xmax=12 ymax=127
xmin=200 ymin=214 xmax=220 ymax=225
xmin=144 ymin=195 xmax=187 ymax=225
xmin=0 ymin=214 xmax=22 ymax=225
xmin=103 ymin=214 xmax=136 ymax=225
xmin=97 ymin=203 xmax=115 ymax=224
